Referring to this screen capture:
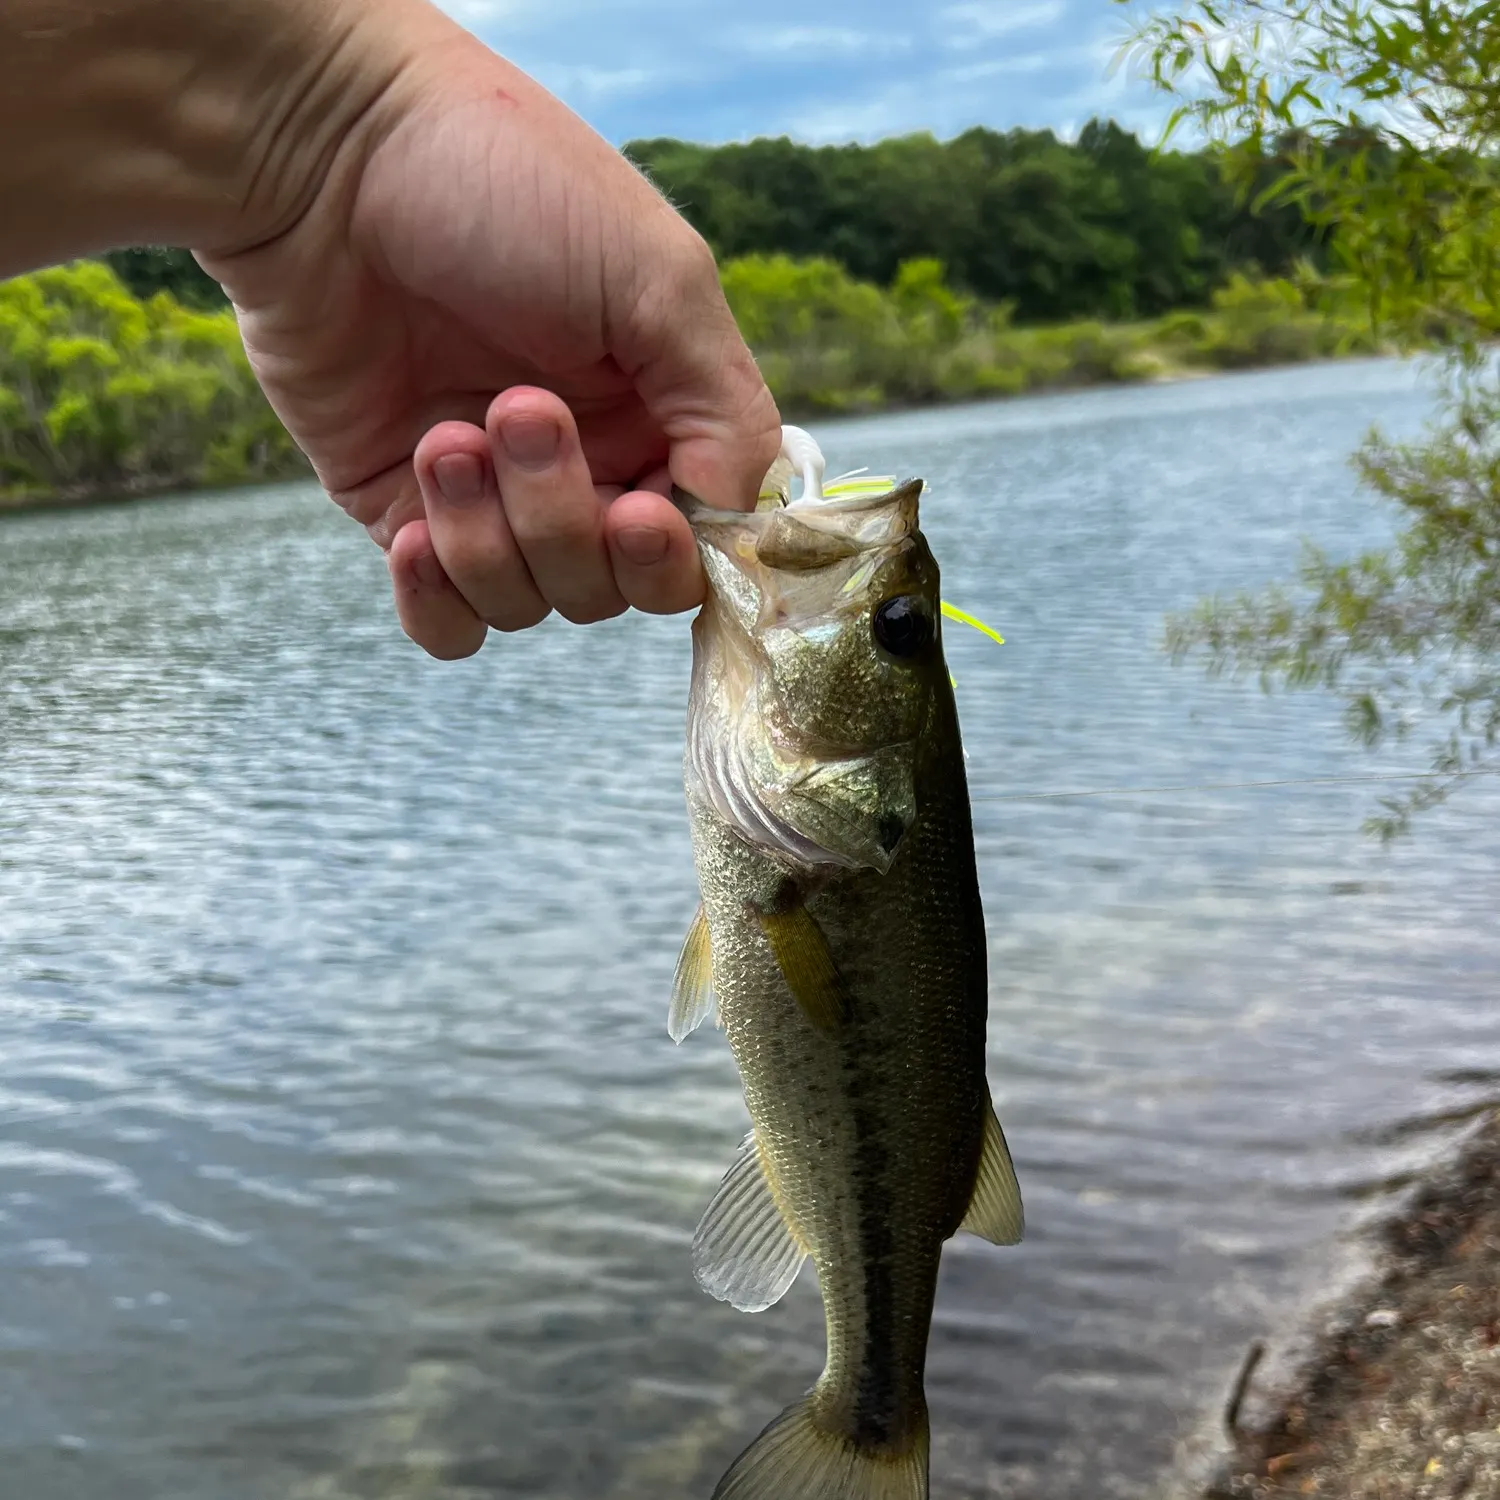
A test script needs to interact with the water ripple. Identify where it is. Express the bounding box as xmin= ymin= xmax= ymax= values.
xmin=3 ymin=363 xmax=1498 ymax=1499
